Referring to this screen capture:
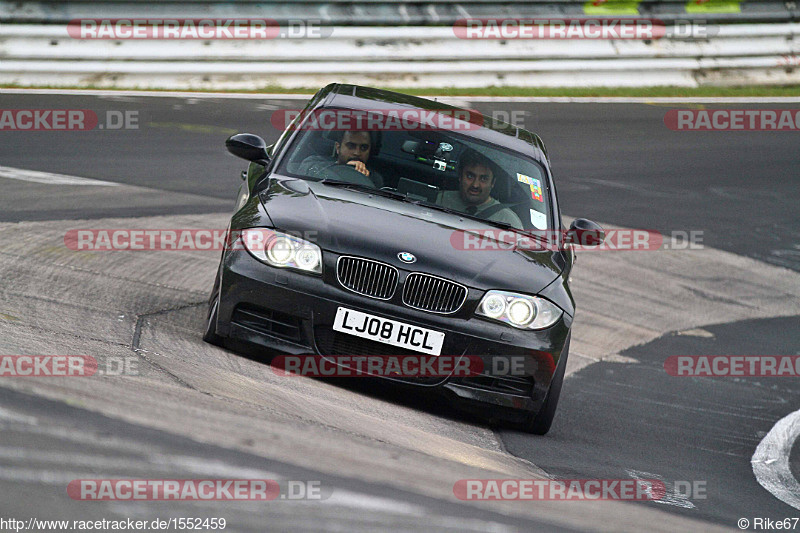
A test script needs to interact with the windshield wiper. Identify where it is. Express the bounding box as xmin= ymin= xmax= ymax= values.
xmin=419 ymin=203 xmax=524 ymax=232
xmin=320 ymin=179 xmax=420 ymax=203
